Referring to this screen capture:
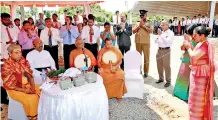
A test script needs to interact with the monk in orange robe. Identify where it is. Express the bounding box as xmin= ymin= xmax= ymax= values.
xmin=97 ymin=38 xmax=127 ymax=102
xmin=69 ymin=38 xmax=96 ymax=70
xmin=1 ymin=44 xmax=40 ymax=120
